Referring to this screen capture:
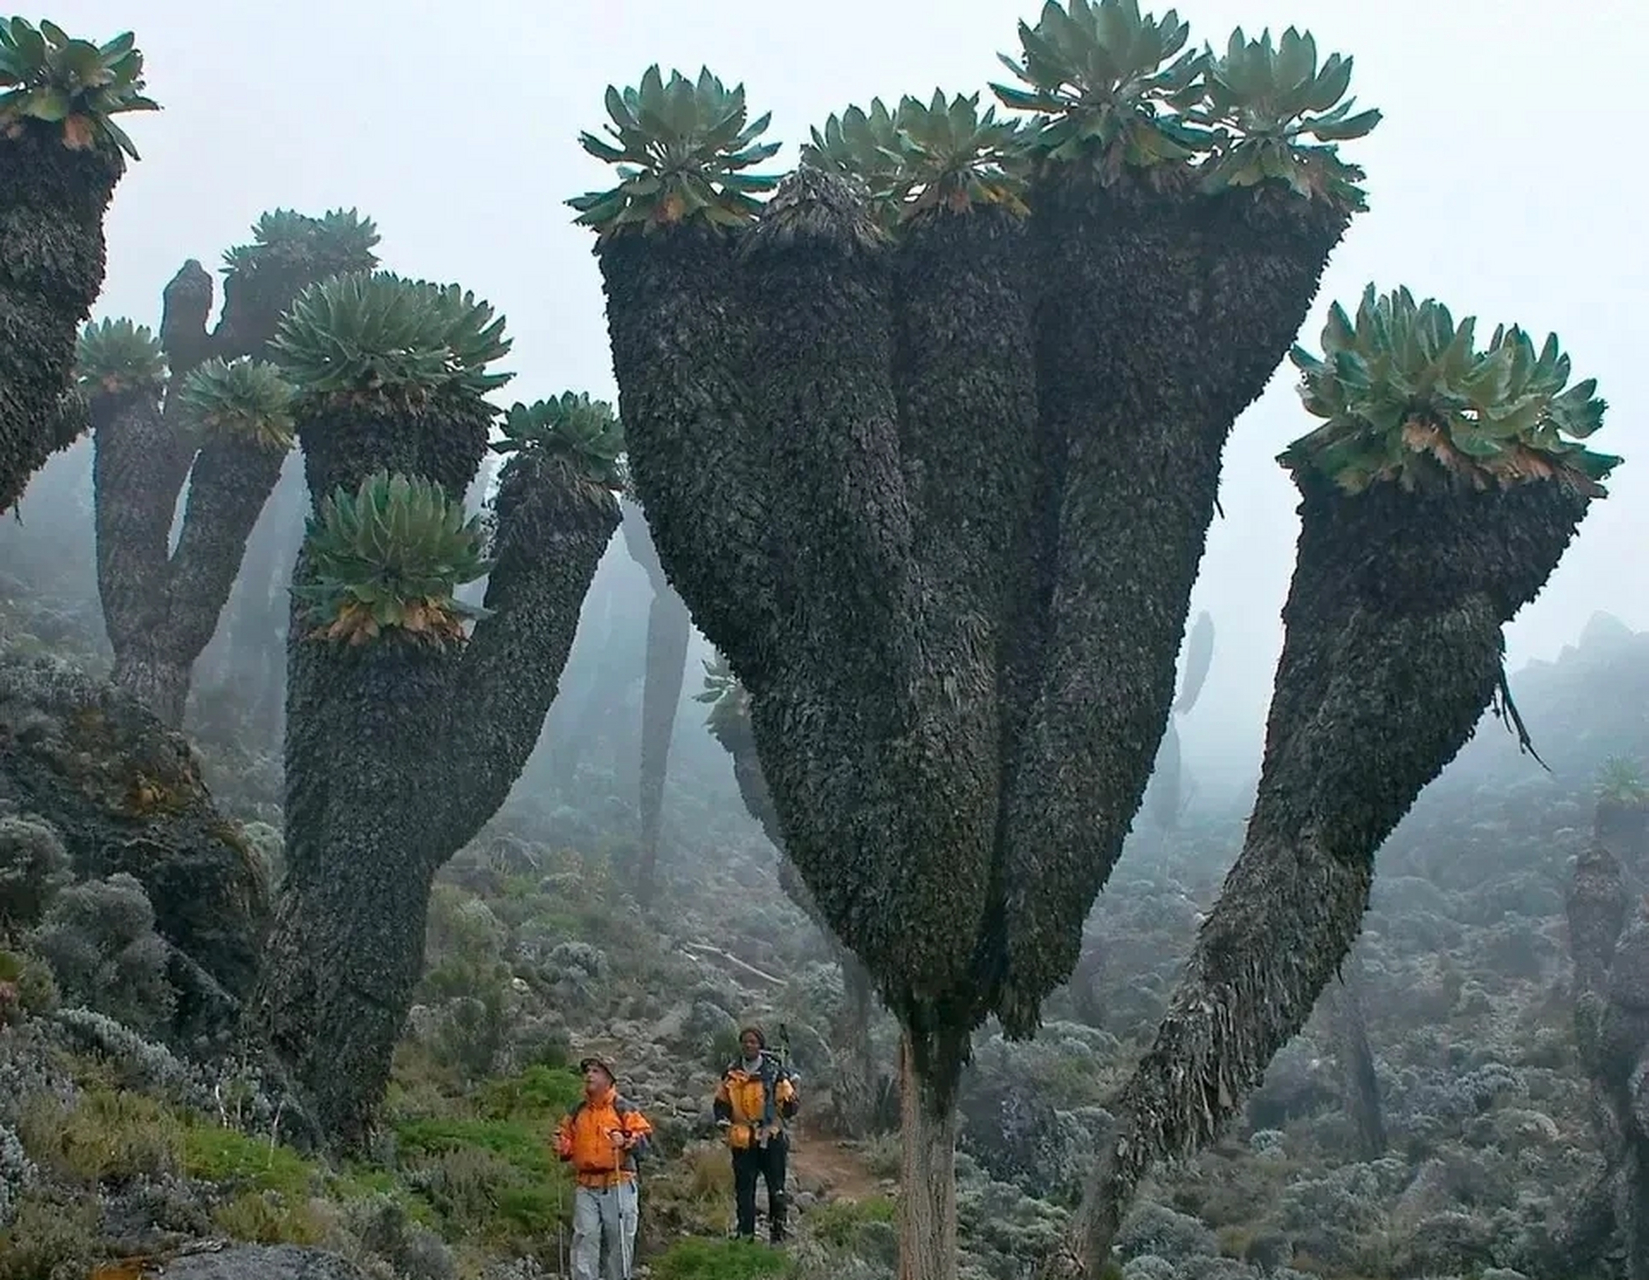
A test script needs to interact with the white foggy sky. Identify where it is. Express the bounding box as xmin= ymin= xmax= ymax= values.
xmin=50 ymin=0 xmax=1646 ymax=771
